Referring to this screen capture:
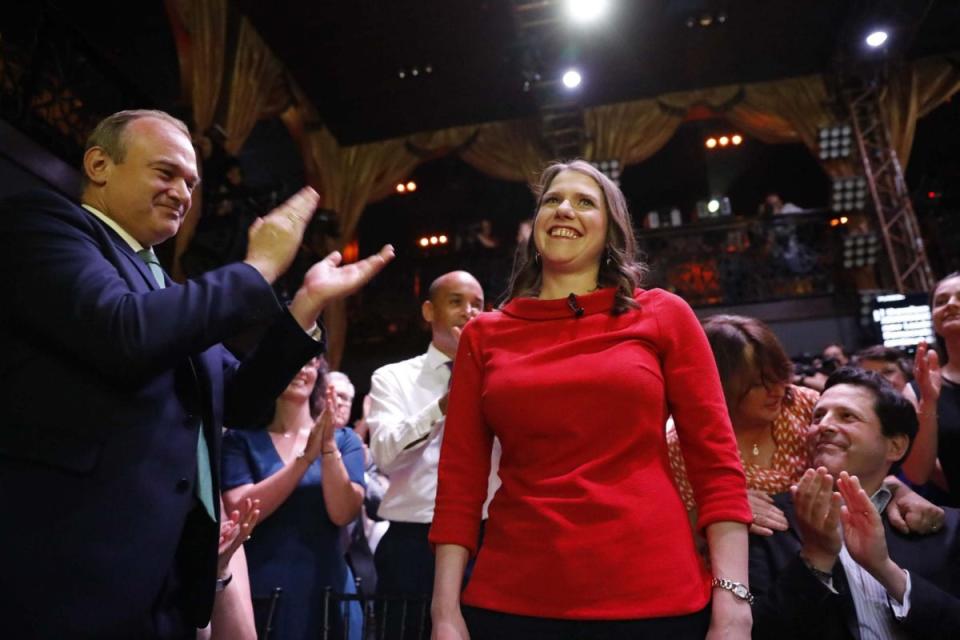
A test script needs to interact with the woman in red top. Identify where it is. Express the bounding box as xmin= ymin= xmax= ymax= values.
xmin=429 ymin=160 xmax=752 ymax=639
